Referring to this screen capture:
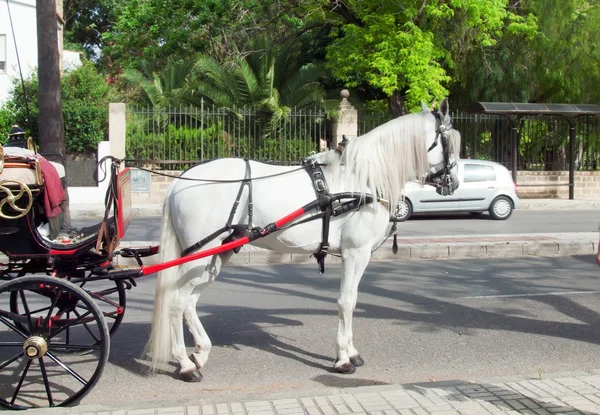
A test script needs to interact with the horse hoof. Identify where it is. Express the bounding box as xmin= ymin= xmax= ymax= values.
xmin=189 ymin=354 xmax=202 ymax=369
xmin=335 ymin=362 xmax=356 ymax=374
xmin=350 ymin=355 xmax=364 ymax=367
xmin=180 ymin=368 xmax=203 ymax=382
